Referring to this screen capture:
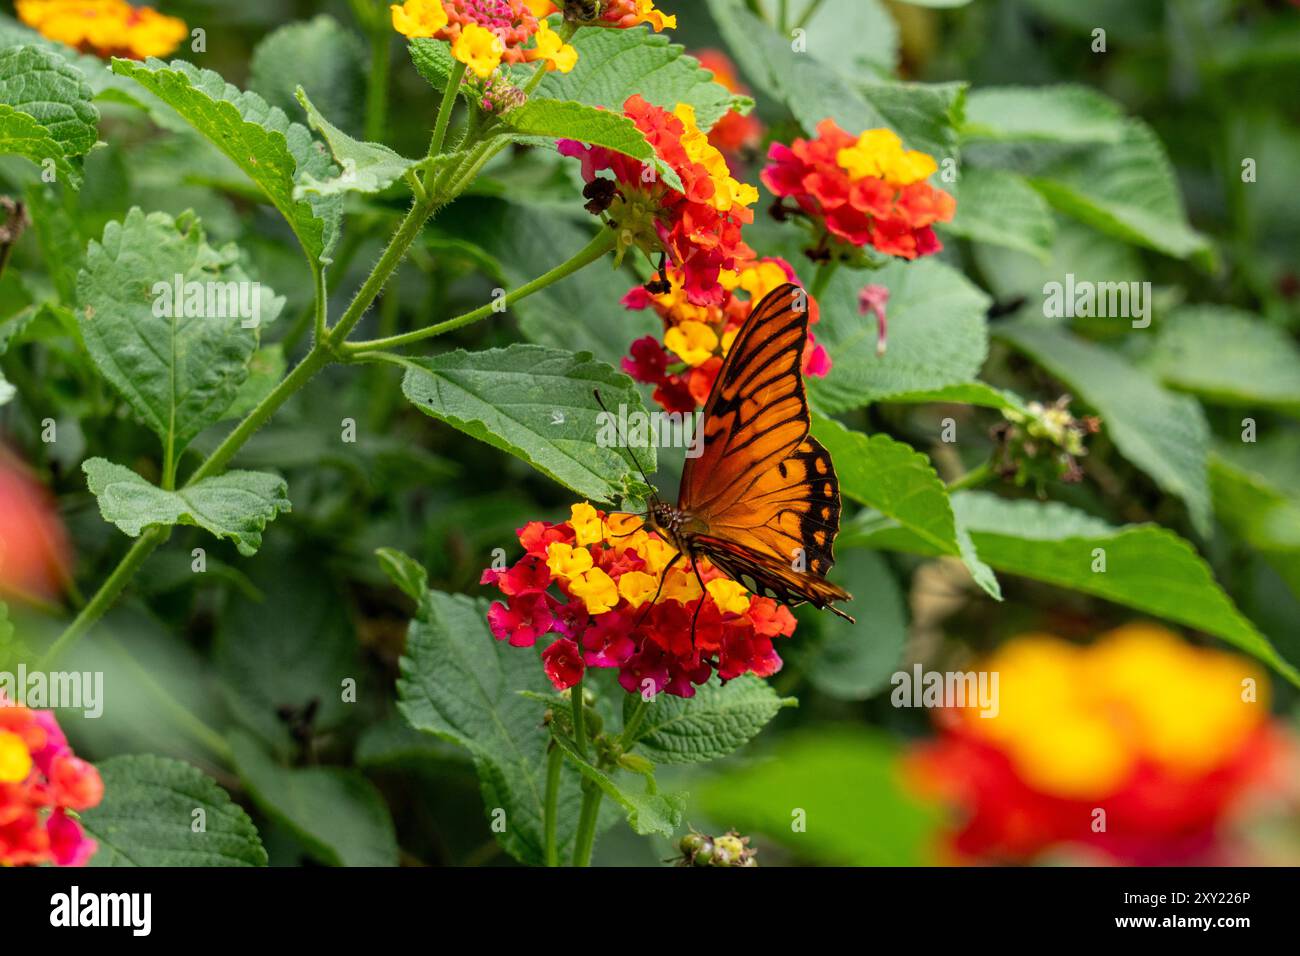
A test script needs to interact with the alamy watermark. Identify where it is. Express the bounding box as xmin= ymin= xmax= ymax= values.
xmin=890 ymin=664 xmax=999 ymax=718
xmin=151 ymin=274 xmax=263 ymax=329
xmin=0 ymin=666 xmax=103 ymax=718
xmin=1043 ymin=273 xmax=1151 ymax=328
xmin=595 ymin=403 xmax=703 ymax=459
